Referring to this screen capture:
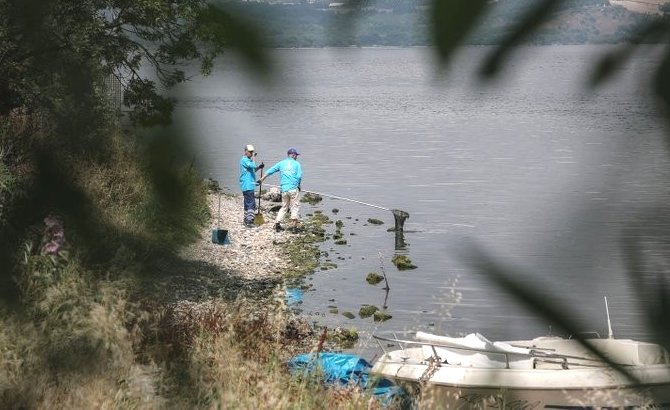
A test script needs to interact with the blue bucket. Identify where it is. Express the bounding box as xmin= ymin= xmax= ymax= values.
xmin=212 ymin=229 xmax=230 ymax=245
